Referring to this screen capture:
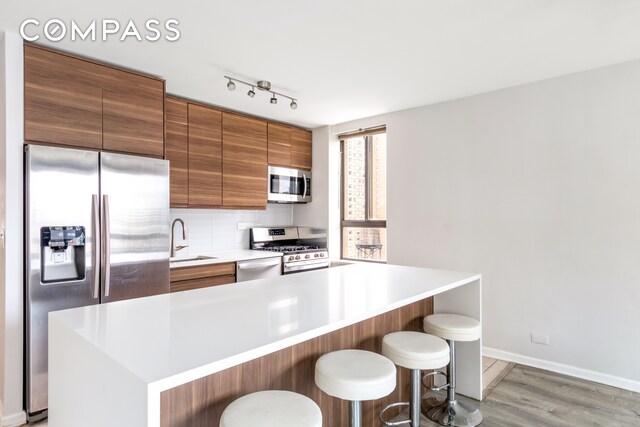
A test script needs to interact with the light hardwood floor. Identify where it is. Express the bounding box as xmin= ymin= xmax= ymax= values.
xmin=24 ymin=364 xmax=640 ymax=426
xmin=482 ymin=356 xmax=516 ymax=399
